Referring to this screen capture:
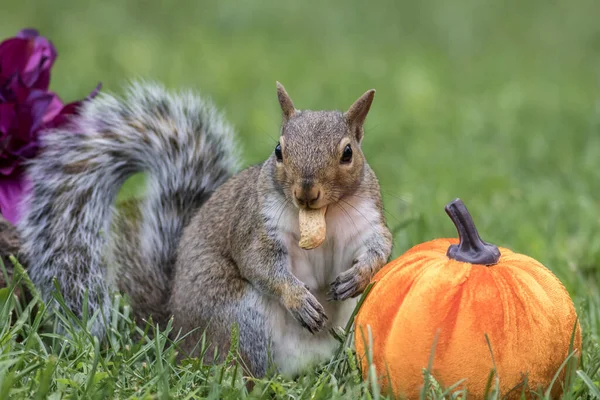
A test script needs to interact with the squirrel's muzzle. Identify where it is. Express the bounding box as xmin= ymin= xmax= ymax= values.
xmin=293 ymin=182 xmax=322 ymax=208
